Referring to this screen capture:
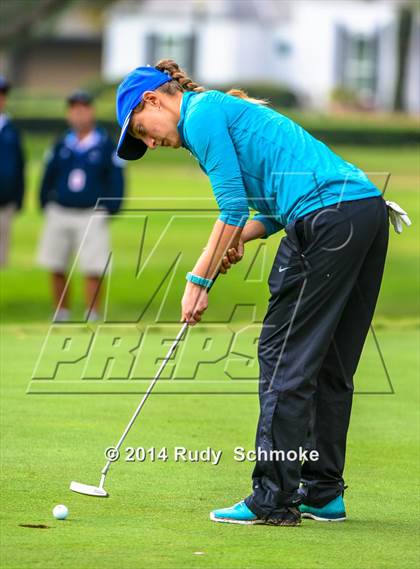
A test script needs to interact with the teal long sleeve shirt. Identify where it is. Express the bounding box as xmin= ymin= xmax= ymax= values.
xmin=176 ymin=90 xmax=381 ymax=237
